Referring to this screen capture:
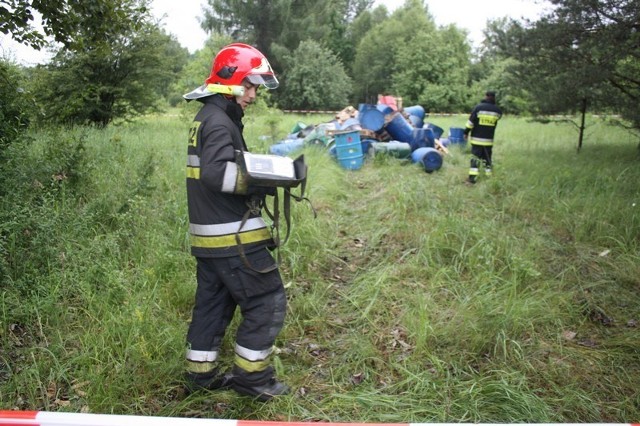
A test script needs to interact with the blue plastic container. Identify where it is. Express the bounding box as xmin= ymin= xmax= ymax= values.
xmin=361 ymin=139 xmax=374 ymax=156
xmin=269 ymin=139 xmax=304 ymax=156
xmin=334 ymin=130 xmax=364 ymax=170
xmin=425 ymin=123 xmax=444 ymax=139
xmin=408 ymin=114 xmax=423 ymax=128
xmin=338 ymin=155 xmax=364 ymax=170
xmin=336 ymin=143 xmax=364 ymax=170
xmin=335 ymin=144 xmax=362 ymax=159
xmin=449 ymin=127 xmax=465 ymax=144
xmin=334 ymin=130 xmax=361 ymax=147
xmin=358 ymin=106 xmax=385 ymax=132
xmin=341 ymin=117 xmax=361 ymax=131
xmin=376 ymin=103 xmax=394 ymax=116
xmin=385 ymin=112 xmax=414 ymax=143
xmin=404 ymin=105 xmax=425 ymax=120
xmin=405 ymin=105 xmax=425 ymax=127
xmin=409 ymin=127 xmax=435 ymax=151
xmin=330 ymin=139 xmax=373 ymax=158
xmin=411 ymin=147 xmax=443 ymax=173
